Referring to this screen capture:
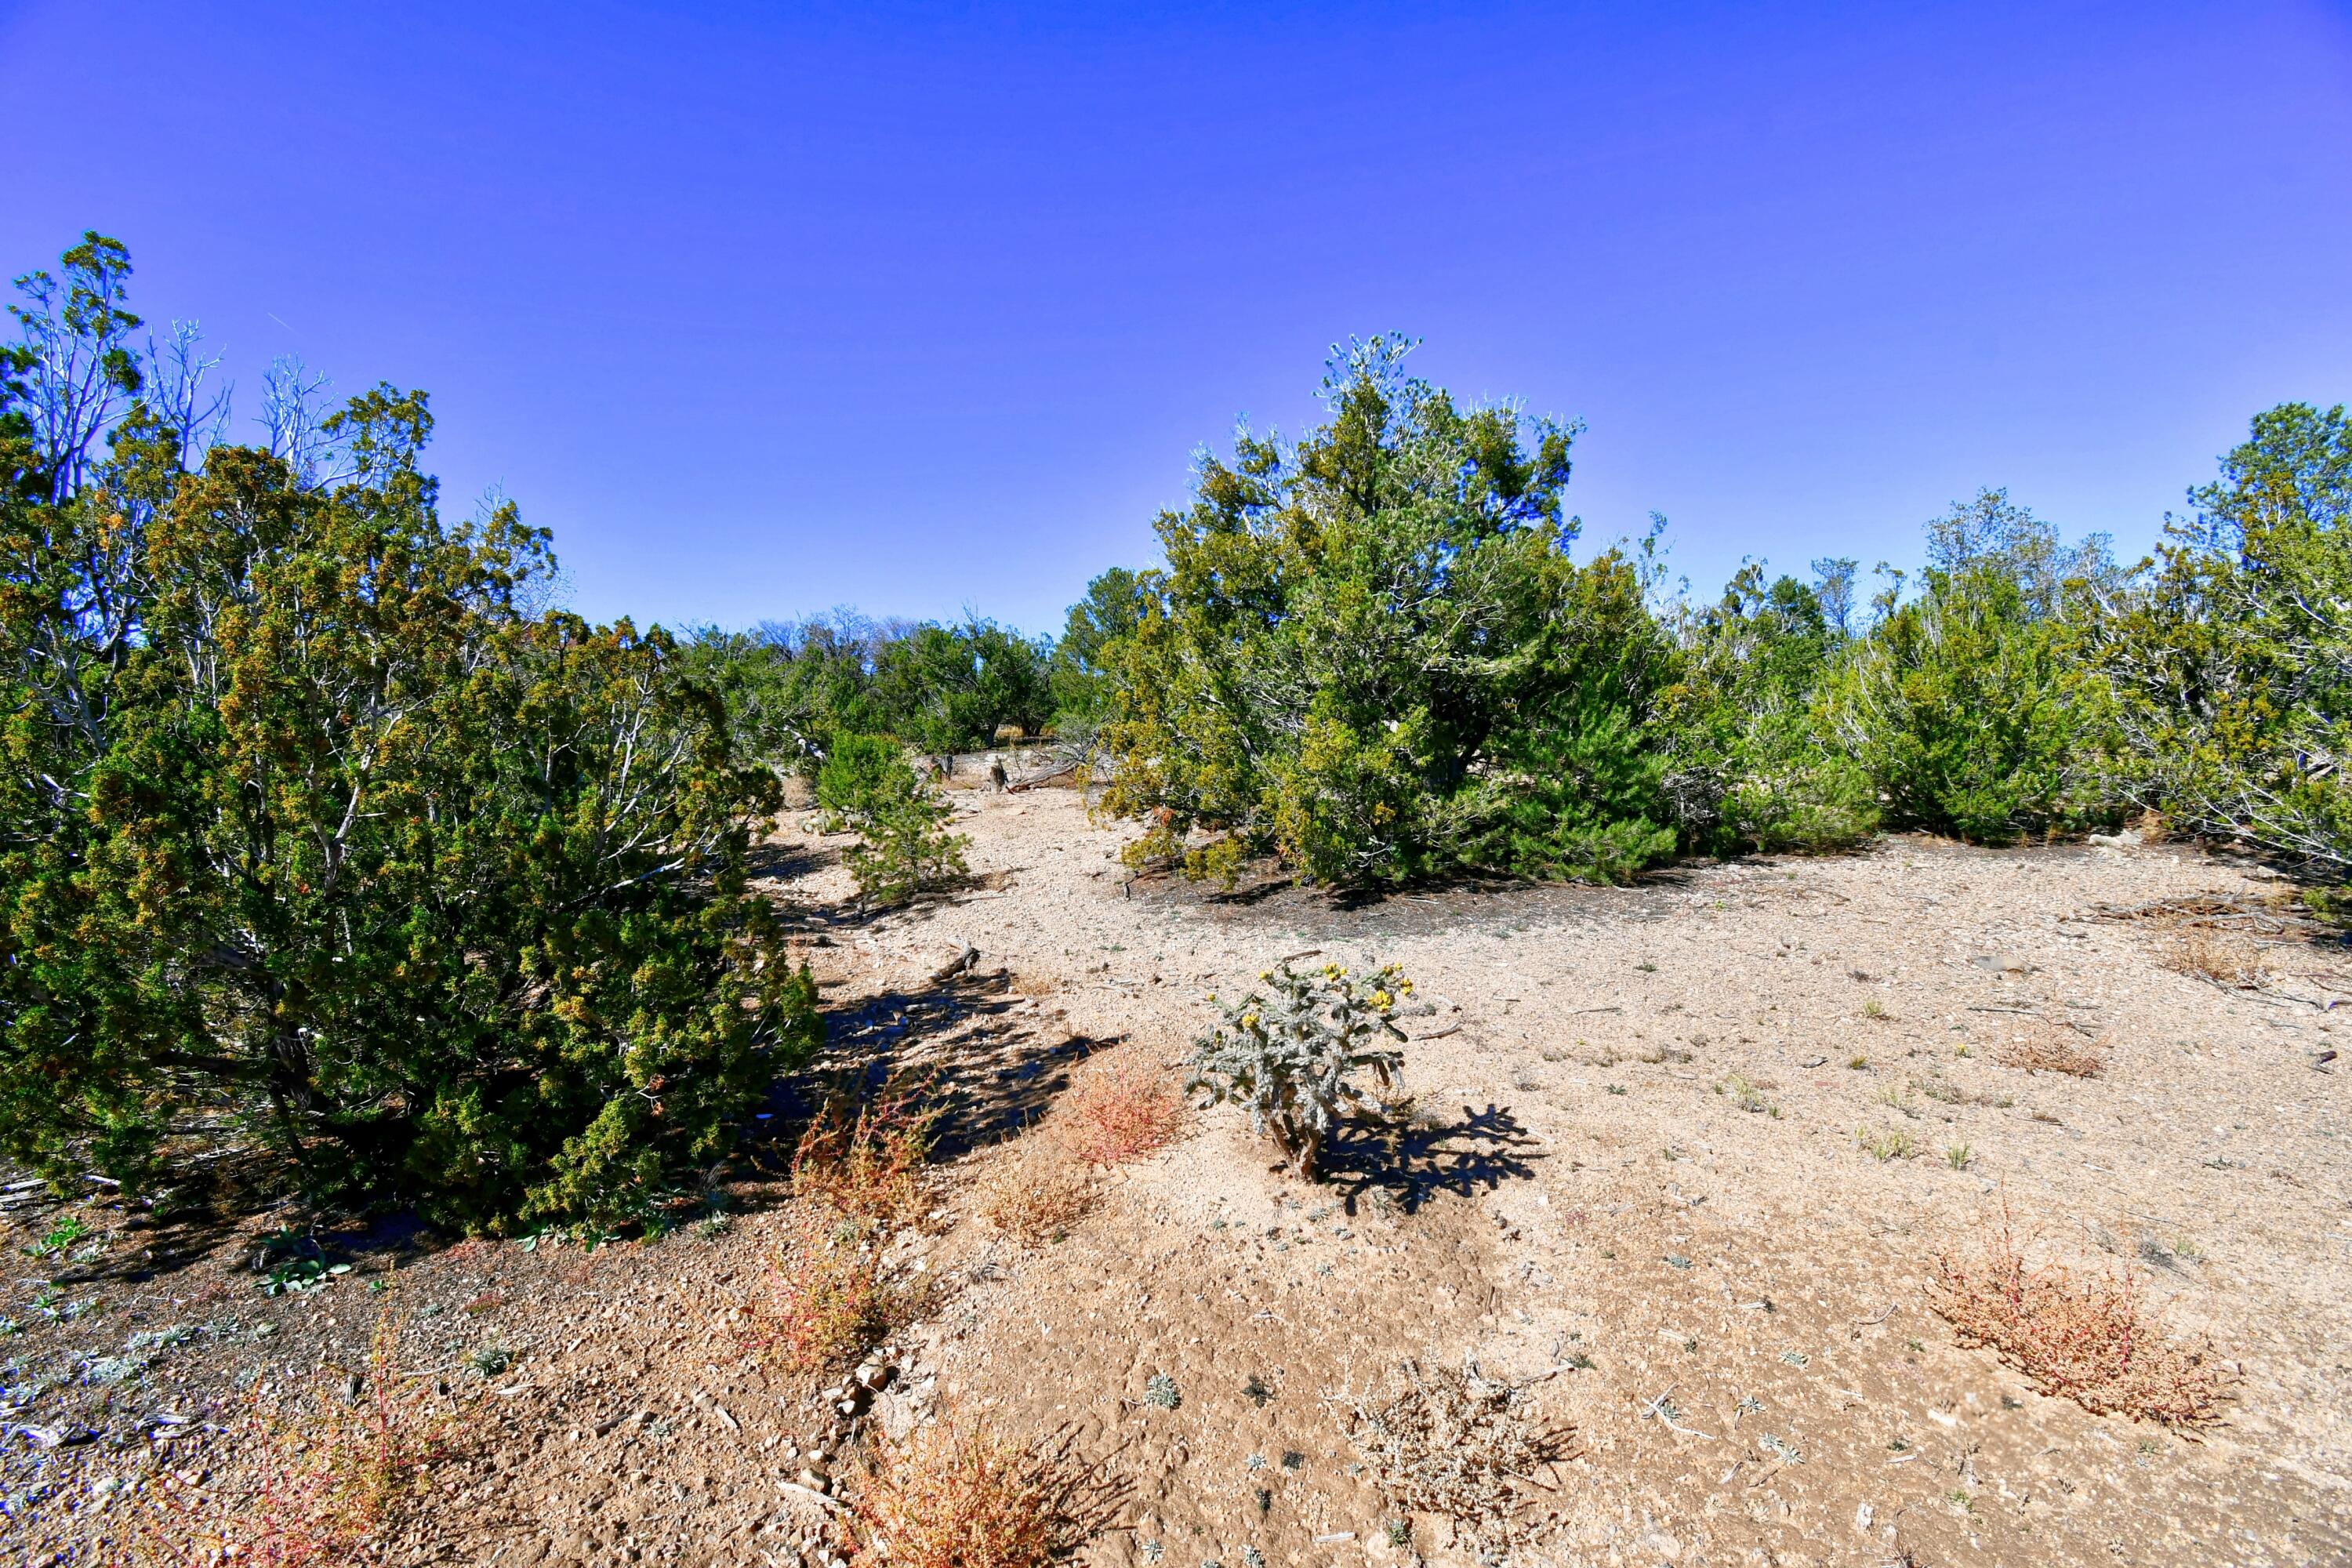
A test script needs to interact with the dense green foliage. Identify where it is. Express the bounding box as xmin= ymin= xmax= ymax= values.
xmin=1 ymin=236 xmax=817 ymax=1227
xmin=682 ymin=612 xmax=1055 ymax=777
xmin=2101 ymin=402 xmax=2352 ymax=869
xmin=1093 ymin=341 xmax=2347 ymax=884
xmin=1818 ymin=489 xmax=2125 ymax=843
xmin=1098 ymin=336 xmax=1682 ymax=884
xmin=1660 ymin=563 xmax=1879 ymax=855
